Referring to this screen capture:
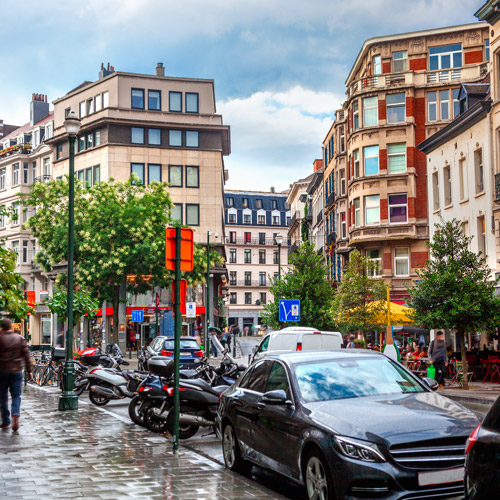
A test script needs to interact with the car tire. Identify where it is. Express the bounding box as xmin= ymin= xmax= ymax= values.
xmin=222 ymin=423 xmax=251 ymax=474
xmin=304 ymin=449 xmax=335 ymax=500
xmin=89 ymin=388 xmax=110 ymax=407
